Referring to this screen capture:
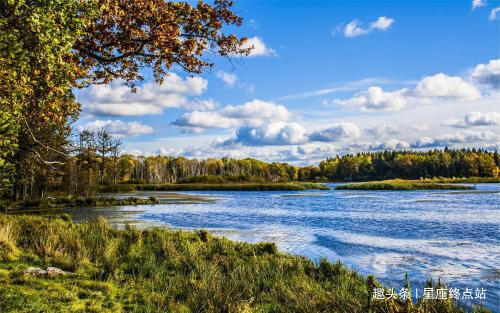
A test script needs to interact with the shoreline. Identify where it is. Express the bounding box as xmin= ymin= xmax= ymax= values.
xmin=0 ymin=213 xmax=490 ymax=313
